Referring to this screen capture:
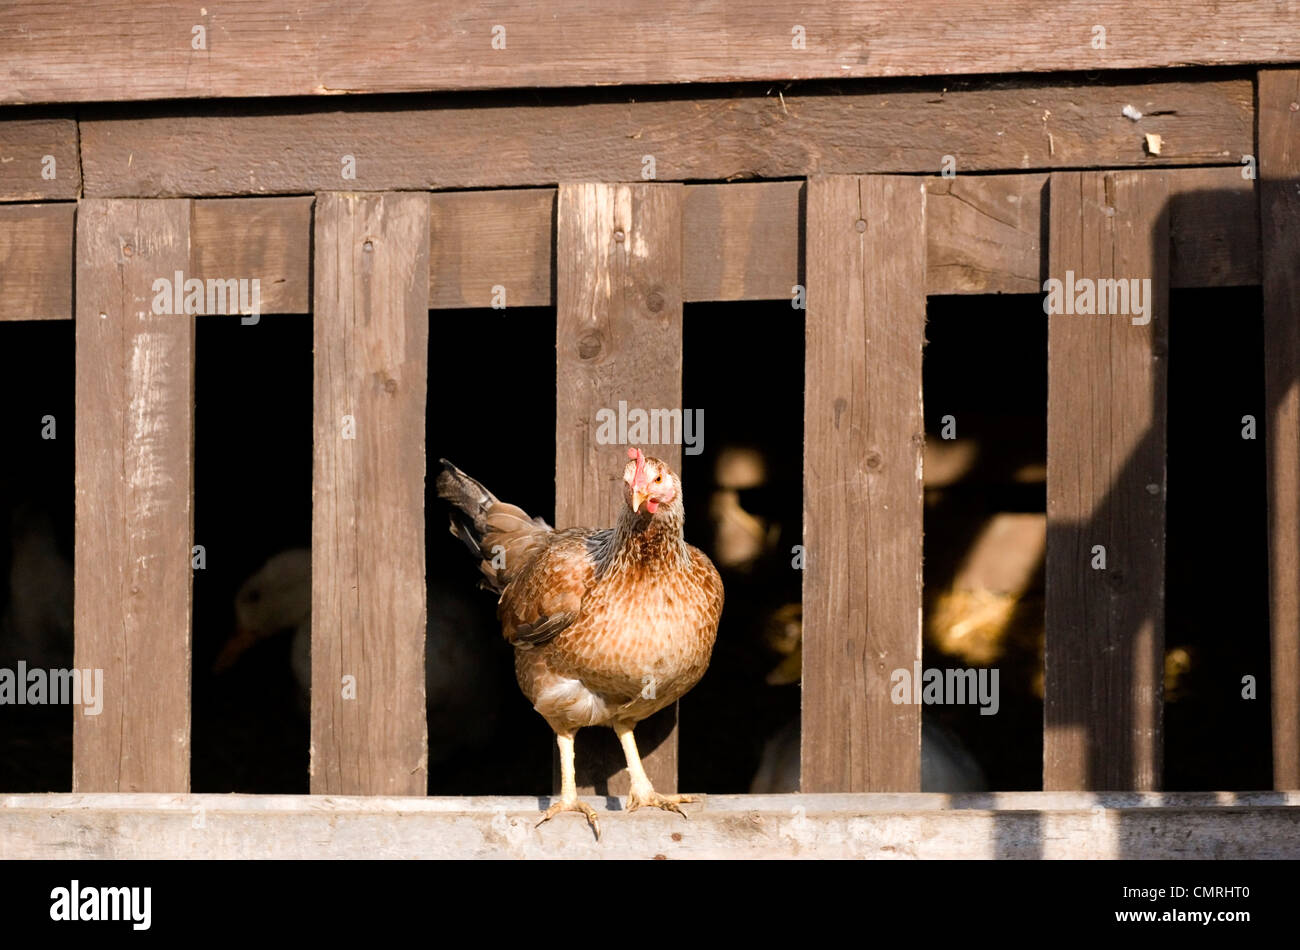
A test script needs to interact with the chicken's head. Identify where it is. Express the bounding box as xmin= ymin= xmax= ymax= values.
xmin=623 ymin=447 xmax=680 ymax=516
